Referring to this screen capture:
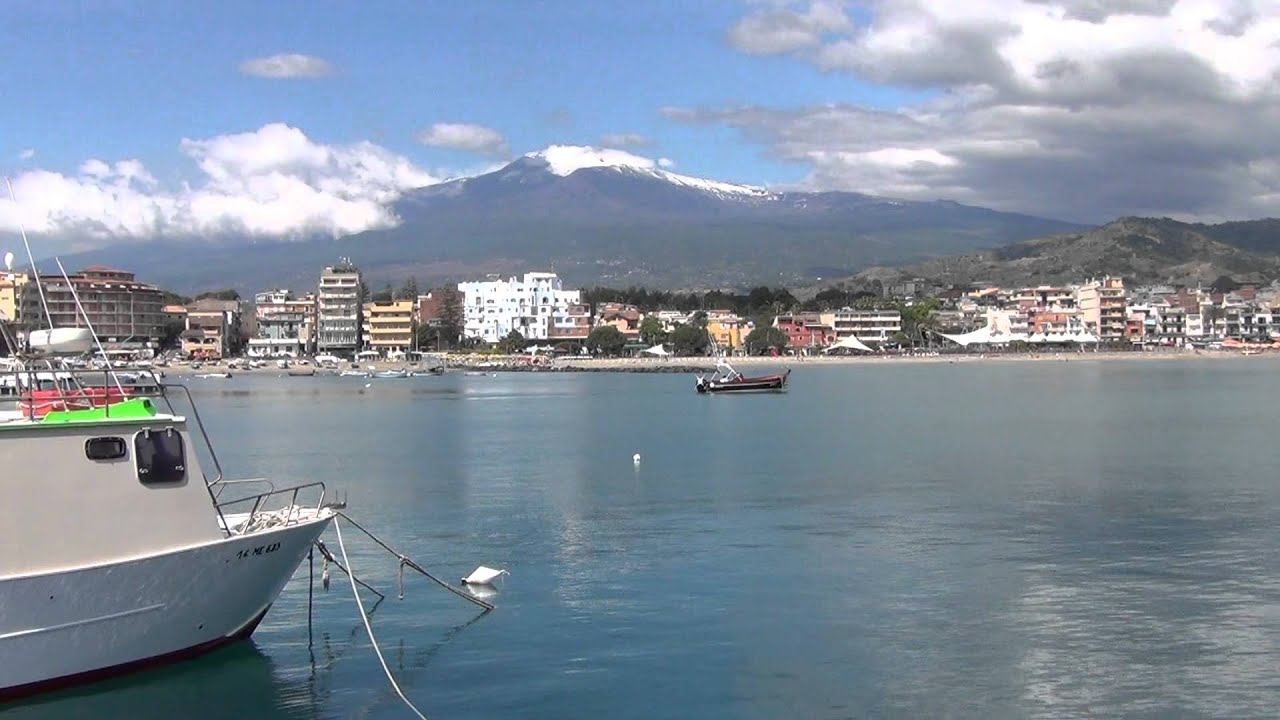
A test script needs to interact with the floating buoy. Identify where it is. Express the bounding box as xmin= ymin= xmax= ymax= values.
xmin=461 ymin=565 xmax=509 ymax=586
xmin=633 ymin=453 xmax=641 ymax=465
xmin=322 ymin=557 xmax=331 ymax=590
